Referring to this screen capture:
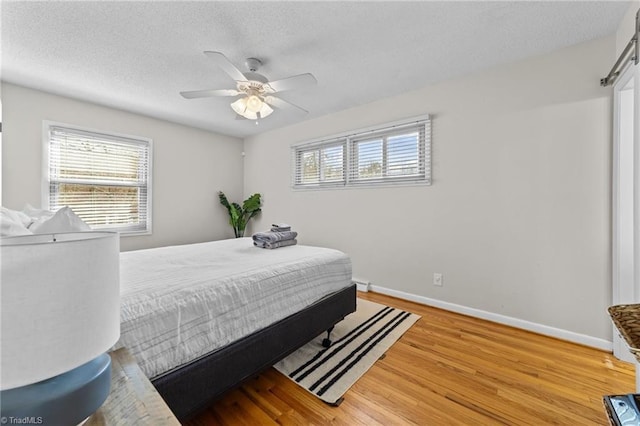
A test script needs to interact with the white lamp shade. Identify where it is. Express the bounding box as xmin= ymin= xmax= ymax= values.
xmin=231 ymin=97 xmax=250 ymax=117
xmin=231 ymin=96 xmax=274 ymax=120
xmin=259 ymin=102 xmax=274 ymax=118
xmin=1 ymin=232 xmax=120 ymax=390
xmin=245 ymin=95 xmax=263 ymax=113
